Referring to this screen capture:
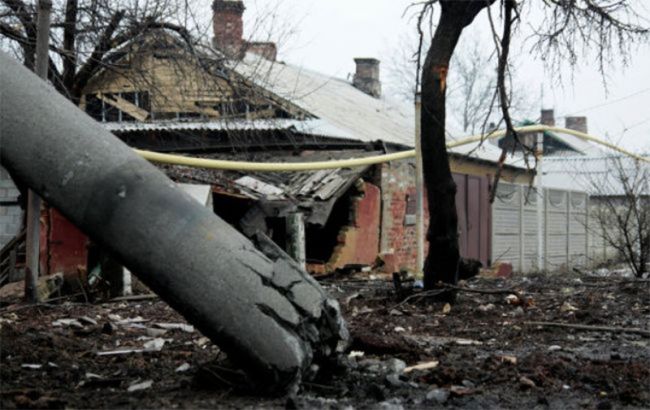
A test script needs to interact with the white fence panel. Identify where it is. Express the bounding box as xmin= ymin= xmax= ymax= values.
xmin=491 ymin=183 xmax=595 ymax=273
